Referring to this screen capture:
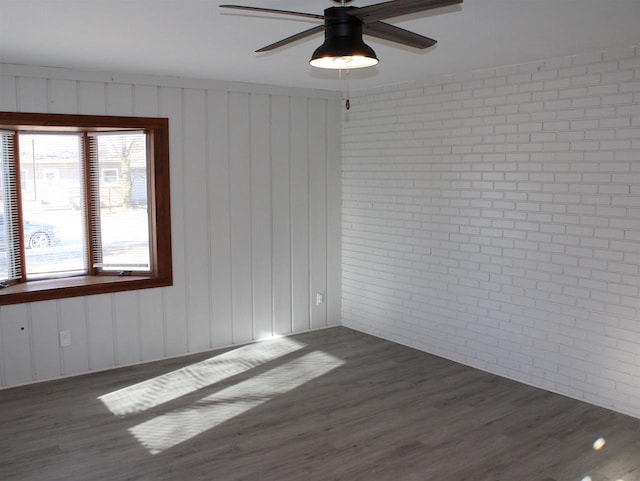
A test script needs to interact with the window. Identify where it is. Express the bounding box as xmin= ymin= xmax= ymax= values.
xmin=101 ymin=167 xmax=119 ymax=185
xmin=0 ymin=112 xmax=172 ymax=305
